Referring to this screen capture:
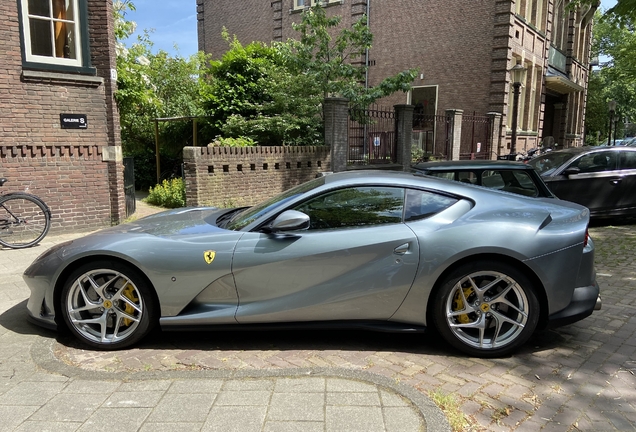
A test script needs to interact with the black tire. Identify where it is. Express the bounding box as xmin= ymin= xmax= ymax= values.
xmin=0 ymin=193 xmax=51 ymax=249
xmin=60 ymin=260 xmax=158 ymax=350
xmin=431 ymin=260 xmax=540 ymax=358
